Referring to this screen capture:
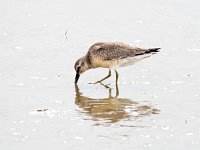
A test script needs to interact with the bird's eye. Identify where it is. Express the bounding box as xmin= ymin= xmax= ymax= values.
xmin=81 ymin=62 xmax=84 ymax=66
